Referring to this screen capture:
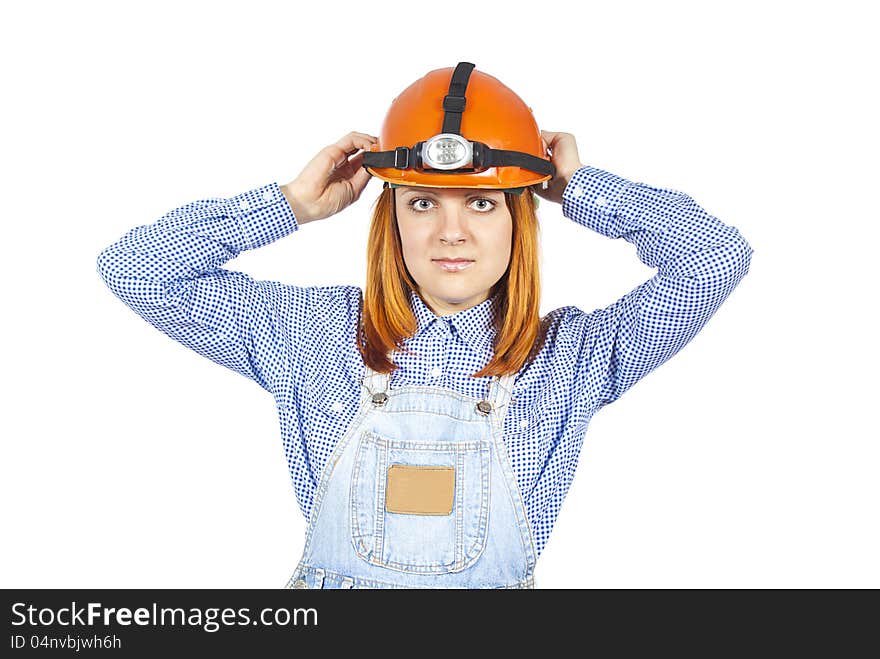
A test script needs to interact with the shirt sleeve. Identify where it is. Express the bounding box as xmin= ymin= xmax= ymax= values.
xmin=96 ymin=182 xmax=308 ymax=398
xmin=560 ymin=165 xmax=754 ymax=413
